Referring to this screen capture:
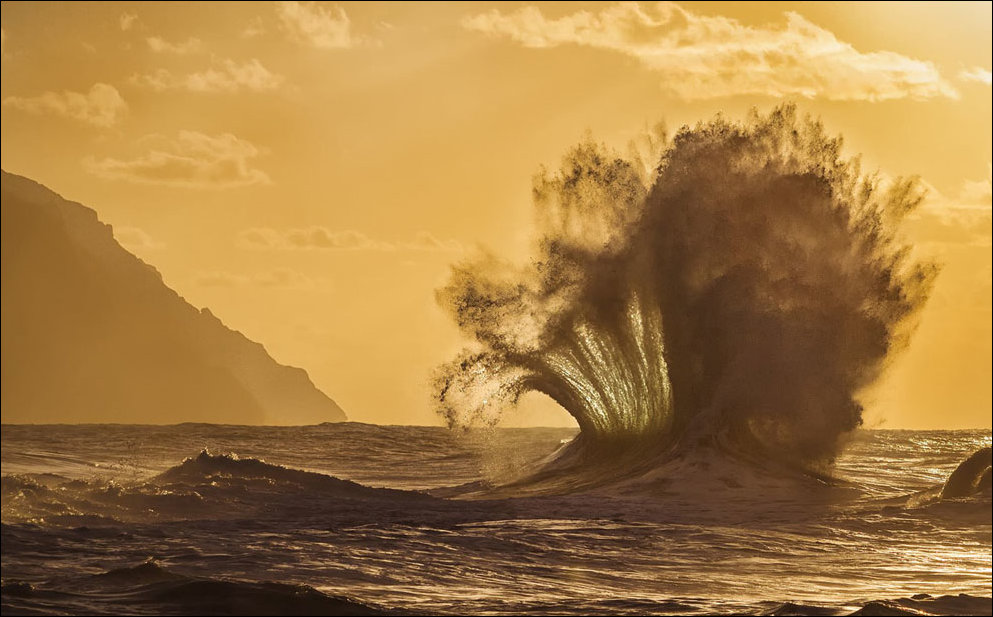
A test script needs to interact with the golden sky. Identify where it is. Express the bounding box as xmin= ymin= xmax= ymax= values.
xmin=1 ymin=1 xmax=990 ymax=428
